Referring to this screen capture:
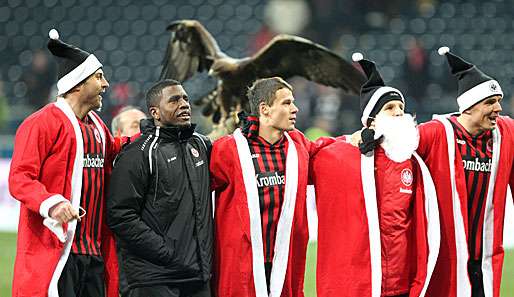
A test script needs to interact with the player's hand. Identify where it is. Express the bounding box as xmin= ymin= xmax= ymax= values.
xmin=349 ymin=129 xmax=363 ymax=147
xmin=49 ymin=201 xmax=80 ymax=224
